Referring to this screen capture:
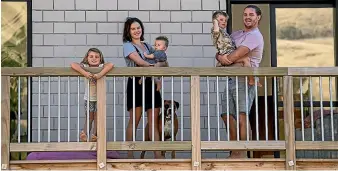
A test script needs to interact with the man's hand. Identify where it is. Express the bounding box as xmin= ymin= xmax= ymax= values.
xmin=216 ymin=53 xmax=233 ymax=66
